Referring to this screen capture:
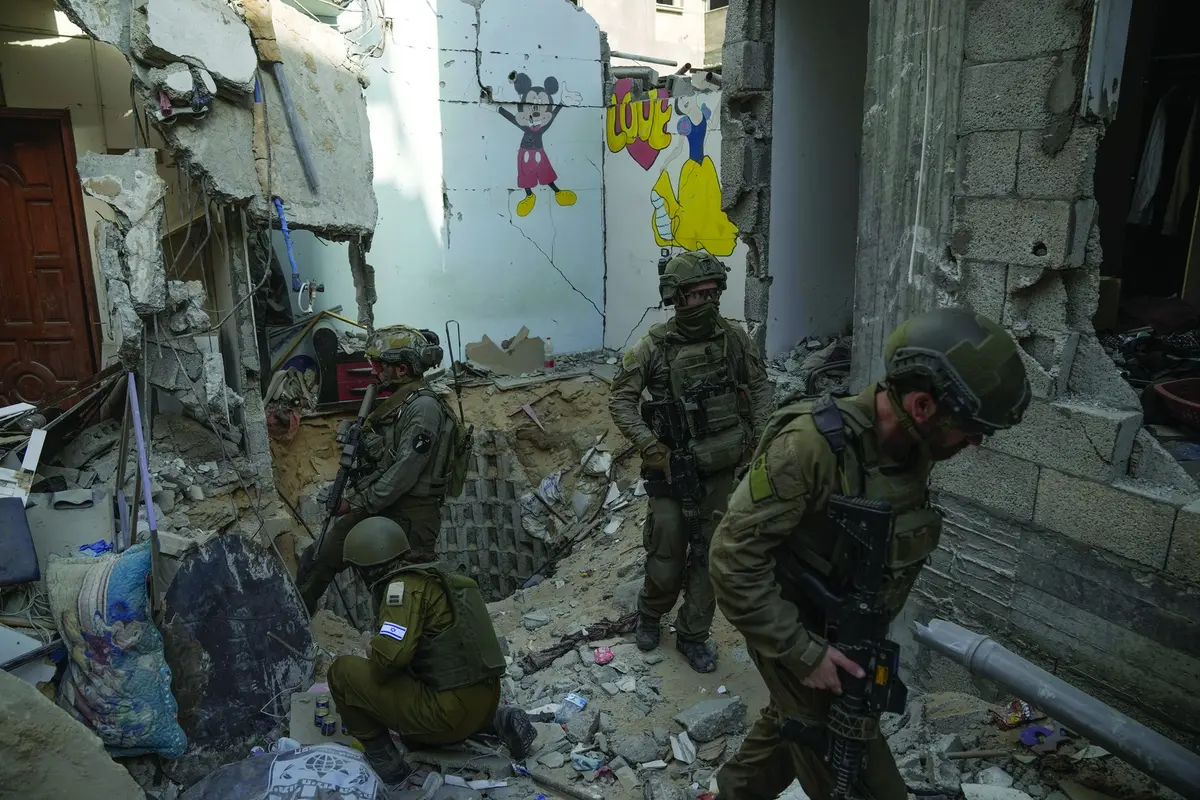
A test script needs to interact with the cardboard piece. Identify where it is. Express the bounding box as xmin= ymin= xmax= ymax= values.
xmin=464 ymin=327 xmax=546 ymax=377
